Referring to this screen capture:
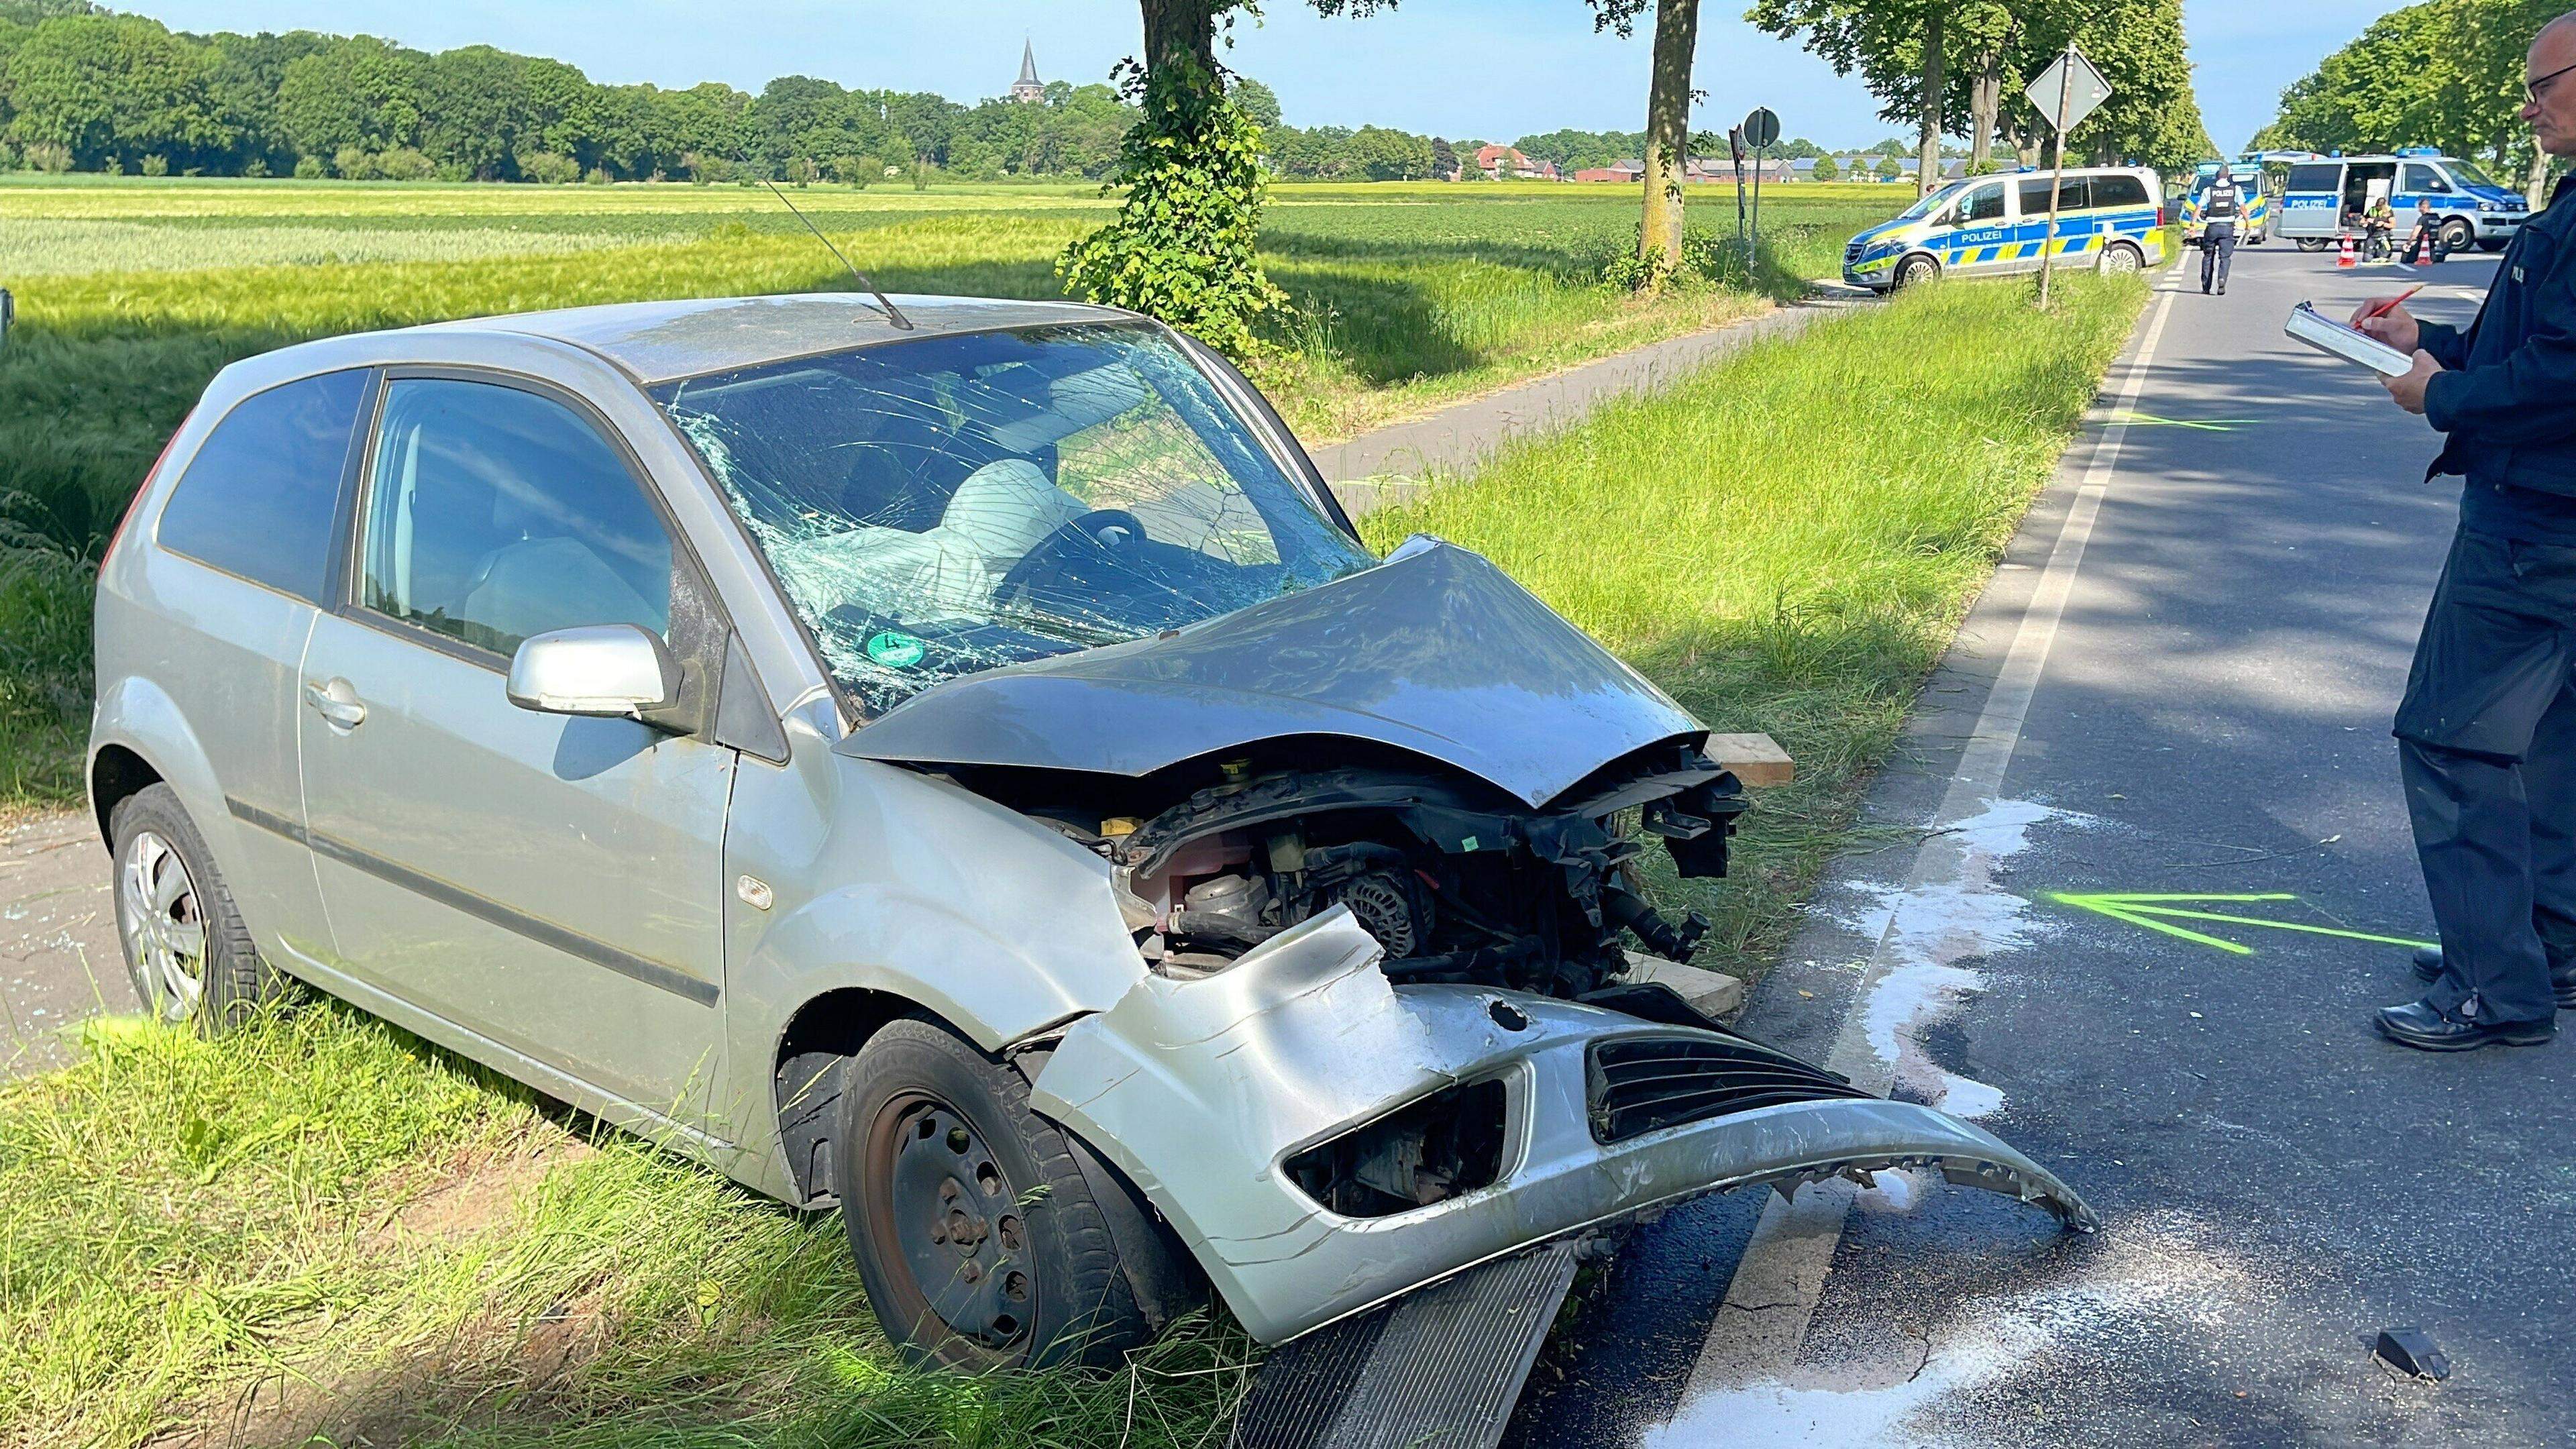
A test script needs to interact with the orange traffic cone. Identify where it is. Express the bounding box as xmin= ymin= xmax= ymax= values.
xmin=2337 ymin=233 xmax=2357 ymax=268
xmin=2418 ymin=228 xmax=2442 ymax=265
